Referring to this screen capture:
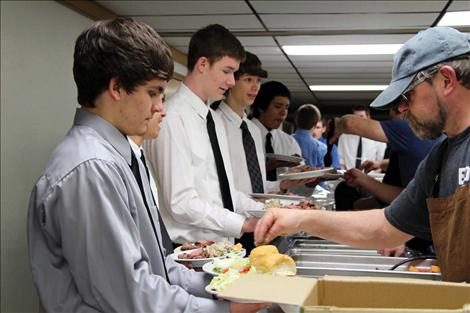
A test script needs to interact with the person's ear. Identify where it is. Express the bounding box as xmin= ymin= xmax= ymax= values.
xmin=108 ymin=77 xmax=122 ymax=101
xmin=438 ymin=65 xmax=458 ymax=97
xmin=195 ymin=56 xmax=209 ymax=74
